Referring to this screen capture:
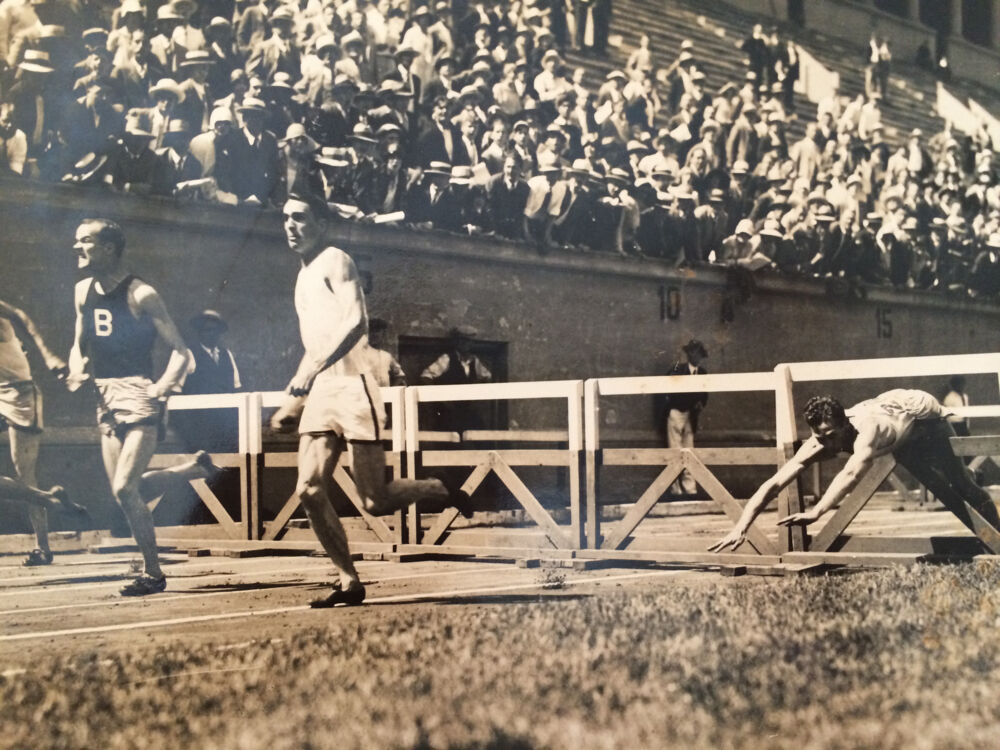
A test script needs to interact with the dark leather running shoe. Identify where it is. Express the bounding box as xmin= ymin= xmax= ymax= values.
xmin=120 ymin=574 xmax=167 ymax=597
xmin=310 ymin=583 xmax=366 ymax=608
